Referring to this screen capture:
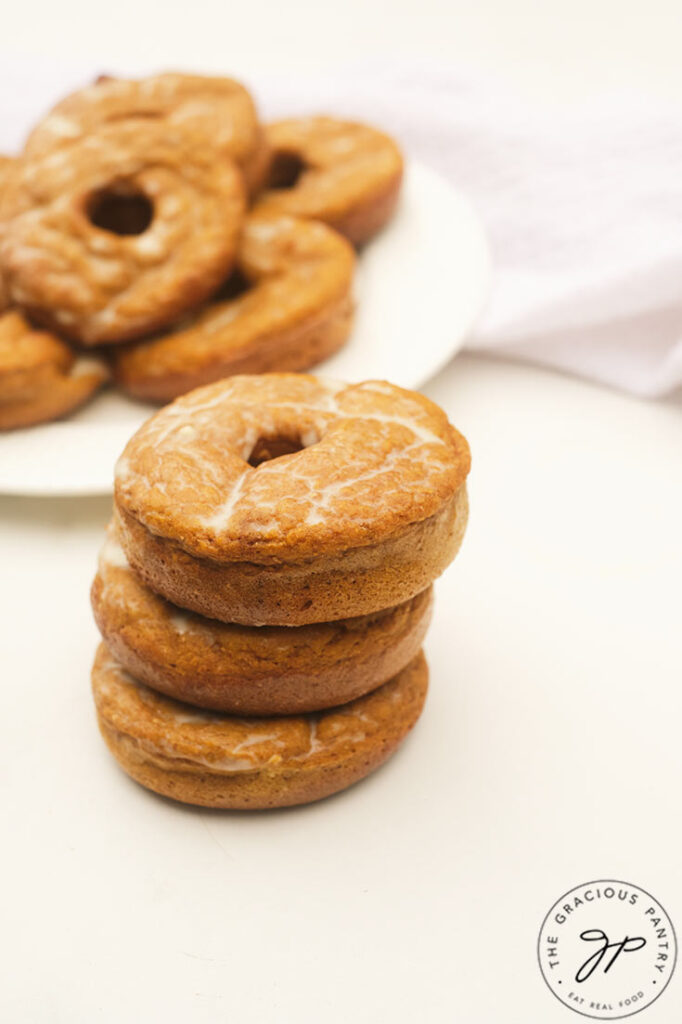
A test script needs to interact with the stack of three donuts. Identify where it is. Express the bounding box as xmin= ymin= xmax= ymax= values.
xmin=91 ymin=374 xmax=471 ymax=809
